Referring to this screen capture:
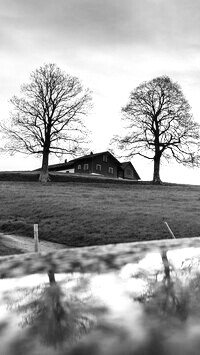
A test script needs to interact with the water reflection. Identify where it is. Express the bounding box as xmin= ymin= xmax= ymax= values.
xmin=69 ymin=249 xmax=200 ymax=355
xmin=1 ymin=246 xmax=200 ymax=354
xmin=19 ymin=275 xmax=91 ymax=347
xmin=139 ymin=250 xmax=190 ymax=321
xmin=6 ymin=269 xmax=108 ymax=354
